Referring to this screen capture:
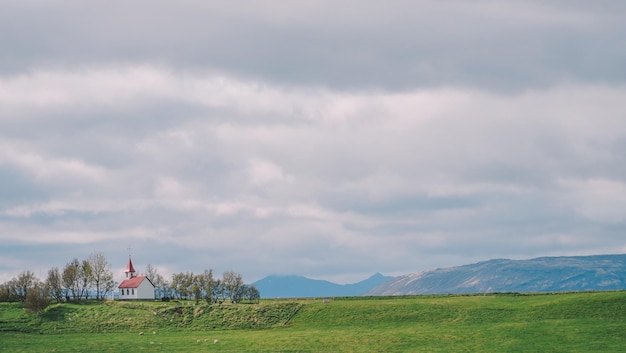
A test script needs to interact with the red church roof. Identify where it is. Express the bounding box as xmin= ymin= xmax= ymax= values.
xmin=125 ymin=257 xmax=136 ymax=274
xmin=119 ymin=276 xmax=153 ymax=289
